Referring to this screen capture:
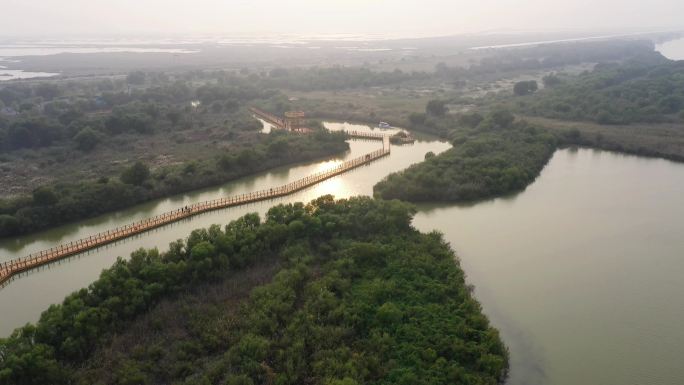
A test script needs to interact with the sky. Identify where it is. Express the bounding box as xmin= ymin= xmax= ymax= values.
xmin=2 ymin=0 xmax=683 ymax=38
